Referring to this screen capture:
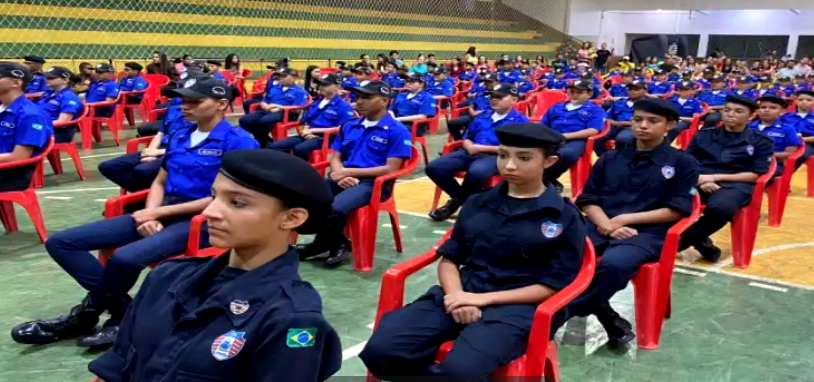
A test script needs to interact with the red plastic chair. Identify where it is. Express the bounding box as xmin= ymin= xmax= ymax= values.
xmin=570 ymin=121 xmax=611 ymax=199
xmin=97 ymin=190 xmax=218 ymax=265
xmin=0 ymin=137 xmax=53 ymax=242
xmin=82 ymin=95 xmax=123 ymax=151
xmin=767 ymin=145 xmax=806 ymax=227
xmin=430 ymin=140 xmax=502 ymax=211
xmin=530 ymin=91 xmax=568 ymax=123
xmin=409 ymin=101 xmax=445 ymax=166
xmin=312 ymin=145 xmax=420 ymax=272
xmin=320 ymin=68 xmax=339 ymax=75
xmin=120 ymin=87 xmax=151 ymax=127
xmin=807 ymin=156 xmax=814 ymax=198
xmin=248 ymin=94 xmax=312 ymax=141
xmin=46 ymin=106 xmax=89 ymax=182
xmin=632 ymin=192 xmax=702 ymax=350
xmin=143 ymin=74 xmax=170 ymax=112
xmin=701 ymin=157 xmax=776 ymax=268
xmin=676 ymin=102 xmax=709 ymax=149
xmin=368 ymin=233 xmax=596 ymax=382
xmin=514 ymin=97 xmax=533 ymax=116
